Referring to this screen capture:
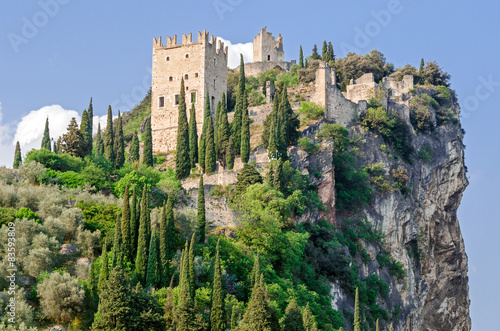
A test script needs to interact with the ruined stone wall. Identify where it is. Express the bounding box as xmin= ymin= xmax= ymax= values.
xmin=345 ymin=72 xmax=378 ymax=104
xmin=151 ymin=30 xmax=227 ymax=155
xmin=243 ymin=60 xmax=295 ymax=78
xmin=383 ymin=75 xmax=414 ymax=97
xmin=253 ymin=27 xmax=285 ymax=62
